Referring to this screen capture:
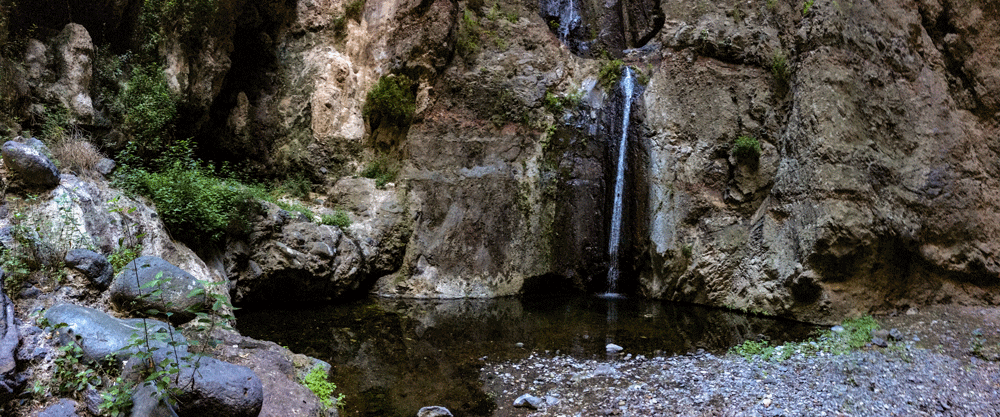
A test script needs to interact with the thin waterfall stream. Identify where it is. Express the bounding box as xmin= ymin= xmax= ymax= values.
xmin=605 ymin=67 xmax=635 ymax=295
